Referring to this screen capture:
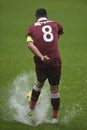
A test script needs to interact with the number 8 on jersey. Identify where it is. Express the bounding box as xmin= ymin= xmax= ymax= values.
xmin=42 ymin=25 xmax=54 ymax=42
